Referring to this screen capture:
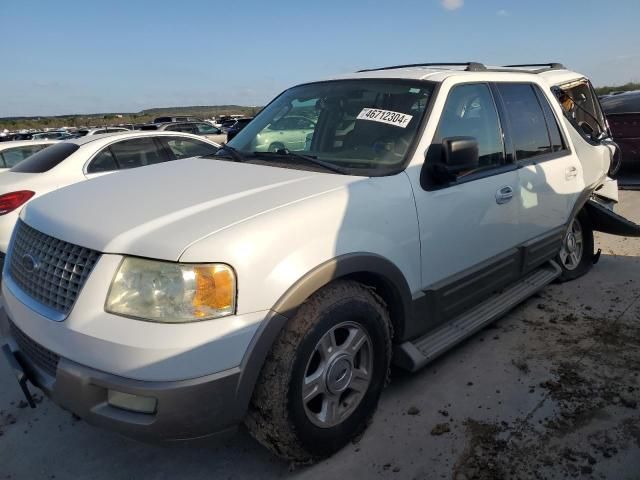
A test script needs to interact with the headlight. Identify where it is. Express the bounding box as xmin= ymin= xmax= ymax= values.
xmin=105 ymin=257 xmax=236 ymax=323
